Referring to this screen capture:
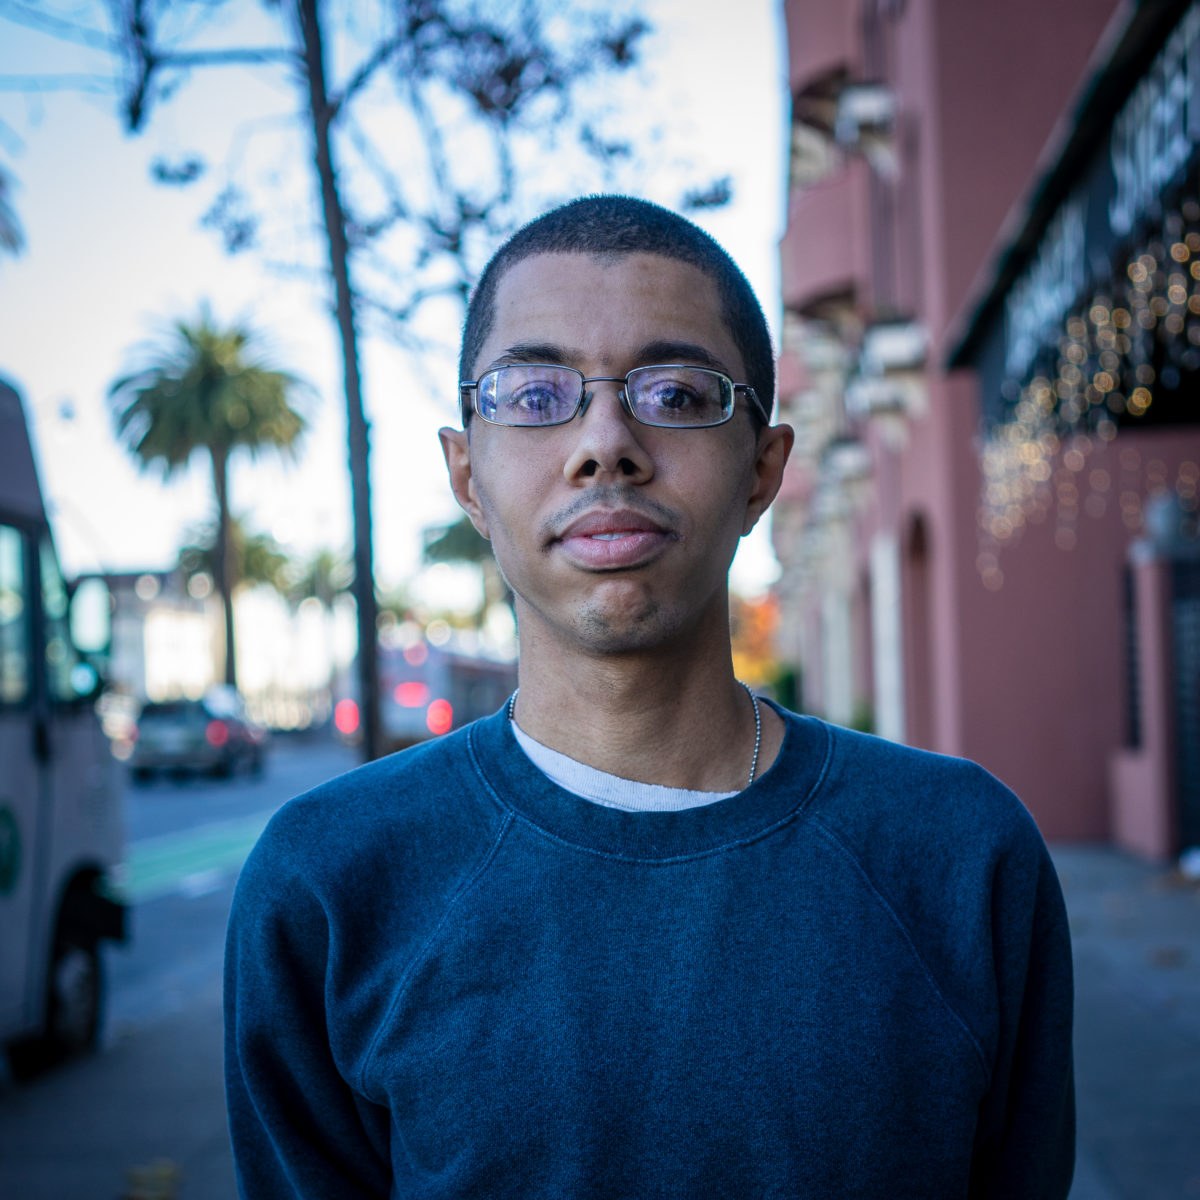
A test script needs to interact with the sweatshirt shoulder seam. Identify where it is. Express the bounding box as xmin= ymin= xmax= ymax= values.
xmin=465 ymin=717 xmax=520 ymax=819
xmin=357 ymin=808 xmax=514 ymax=1094
xmin=810 ymin=816 xmax=992 ymax=1086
